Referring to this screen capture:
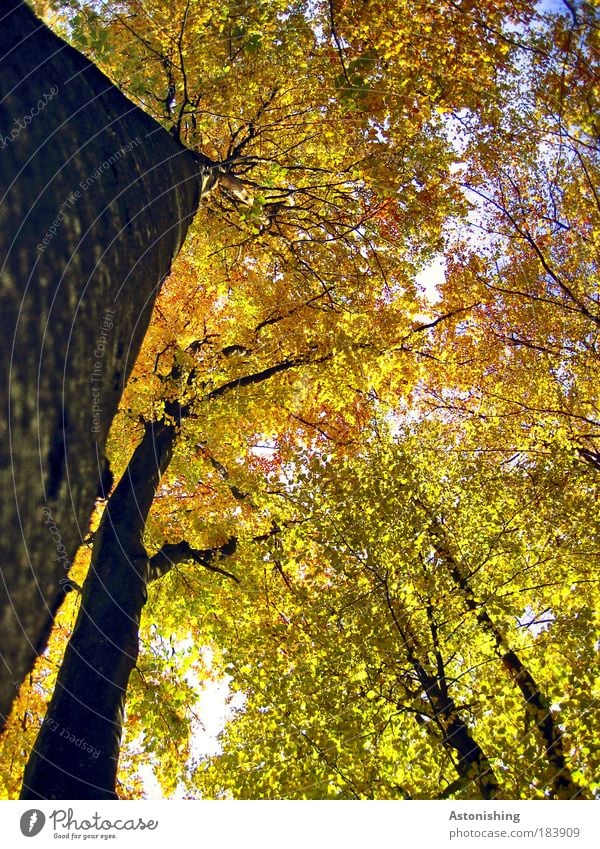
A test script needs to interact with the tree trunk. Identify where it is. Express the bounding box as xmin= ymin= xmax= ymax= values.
xmin=383 ymin=585 xmax=501 ymax=799
xmin=0 ymin=0 xmax=202 ymax=728
xmin=21 ymin=418 xmax=177 ymax=799
xmin=431 ymin=529 xmax=587 ymax=799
